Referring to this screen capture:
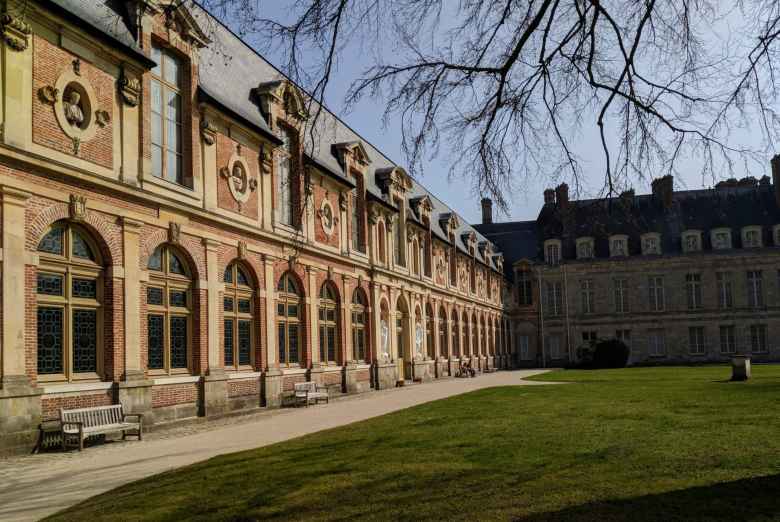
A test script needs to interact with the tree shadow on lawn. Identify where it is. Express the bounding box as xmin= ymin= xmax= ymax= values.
xmin=514 ymin=473 xmax=780 ymax=522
